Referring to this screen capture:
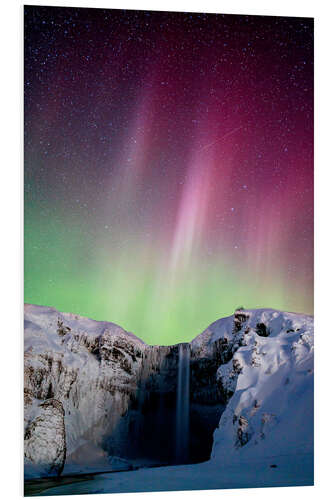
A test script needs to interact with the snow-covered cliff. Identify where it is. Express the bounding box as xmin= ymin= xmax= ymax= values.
xmin=193 ymin=308 xmax=314 ymax=468
xmin=24 ymin=304 xmax=313 ymax=484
